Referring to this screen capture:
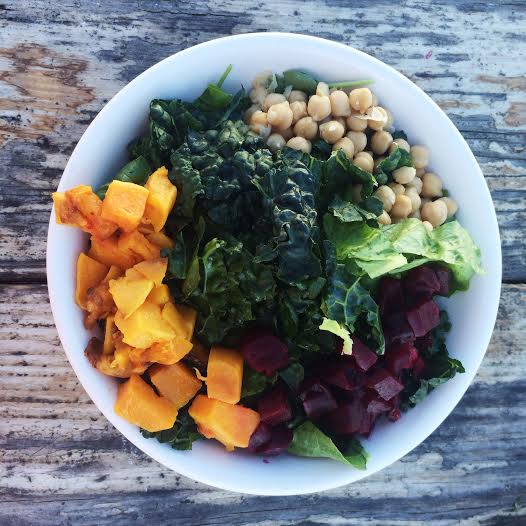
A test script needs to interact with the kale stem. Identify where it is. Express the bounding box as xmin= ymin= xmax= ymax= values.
xmin=327 ymin=79 xmax=374 ymax=89
xmin=216 ymin=64 xmax=233 ymax=88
